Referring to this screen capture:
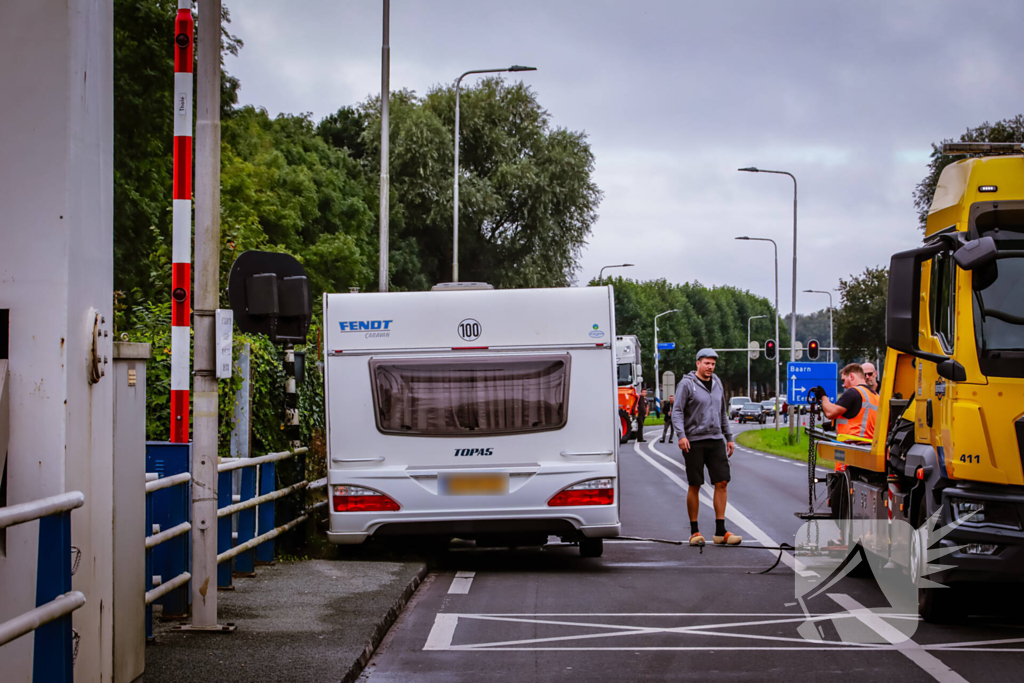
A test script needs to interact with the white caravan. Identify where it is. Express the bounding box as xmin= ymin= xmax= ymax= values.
xmin=322 ymin=286 xmax=621 ymax=556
